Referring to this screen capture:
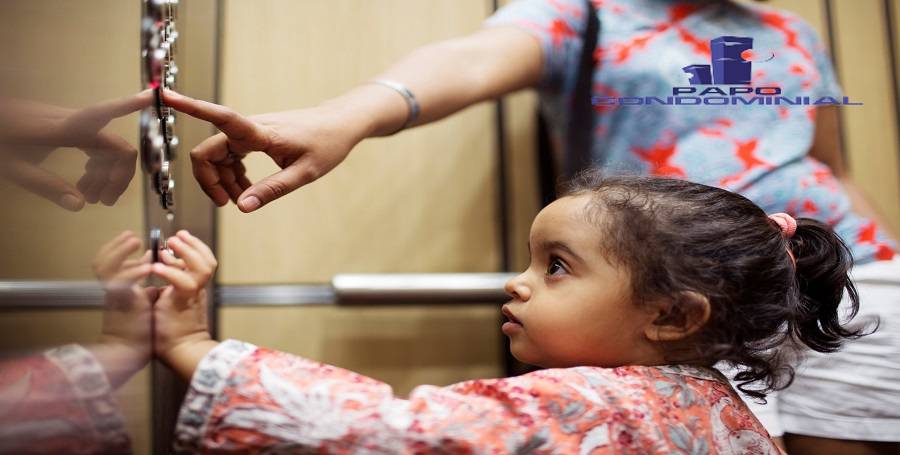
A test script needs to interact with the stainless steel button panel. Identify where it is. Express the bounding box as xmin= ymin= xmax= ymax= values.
xmin=140 ymin=0 xmax=178 ymax=214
